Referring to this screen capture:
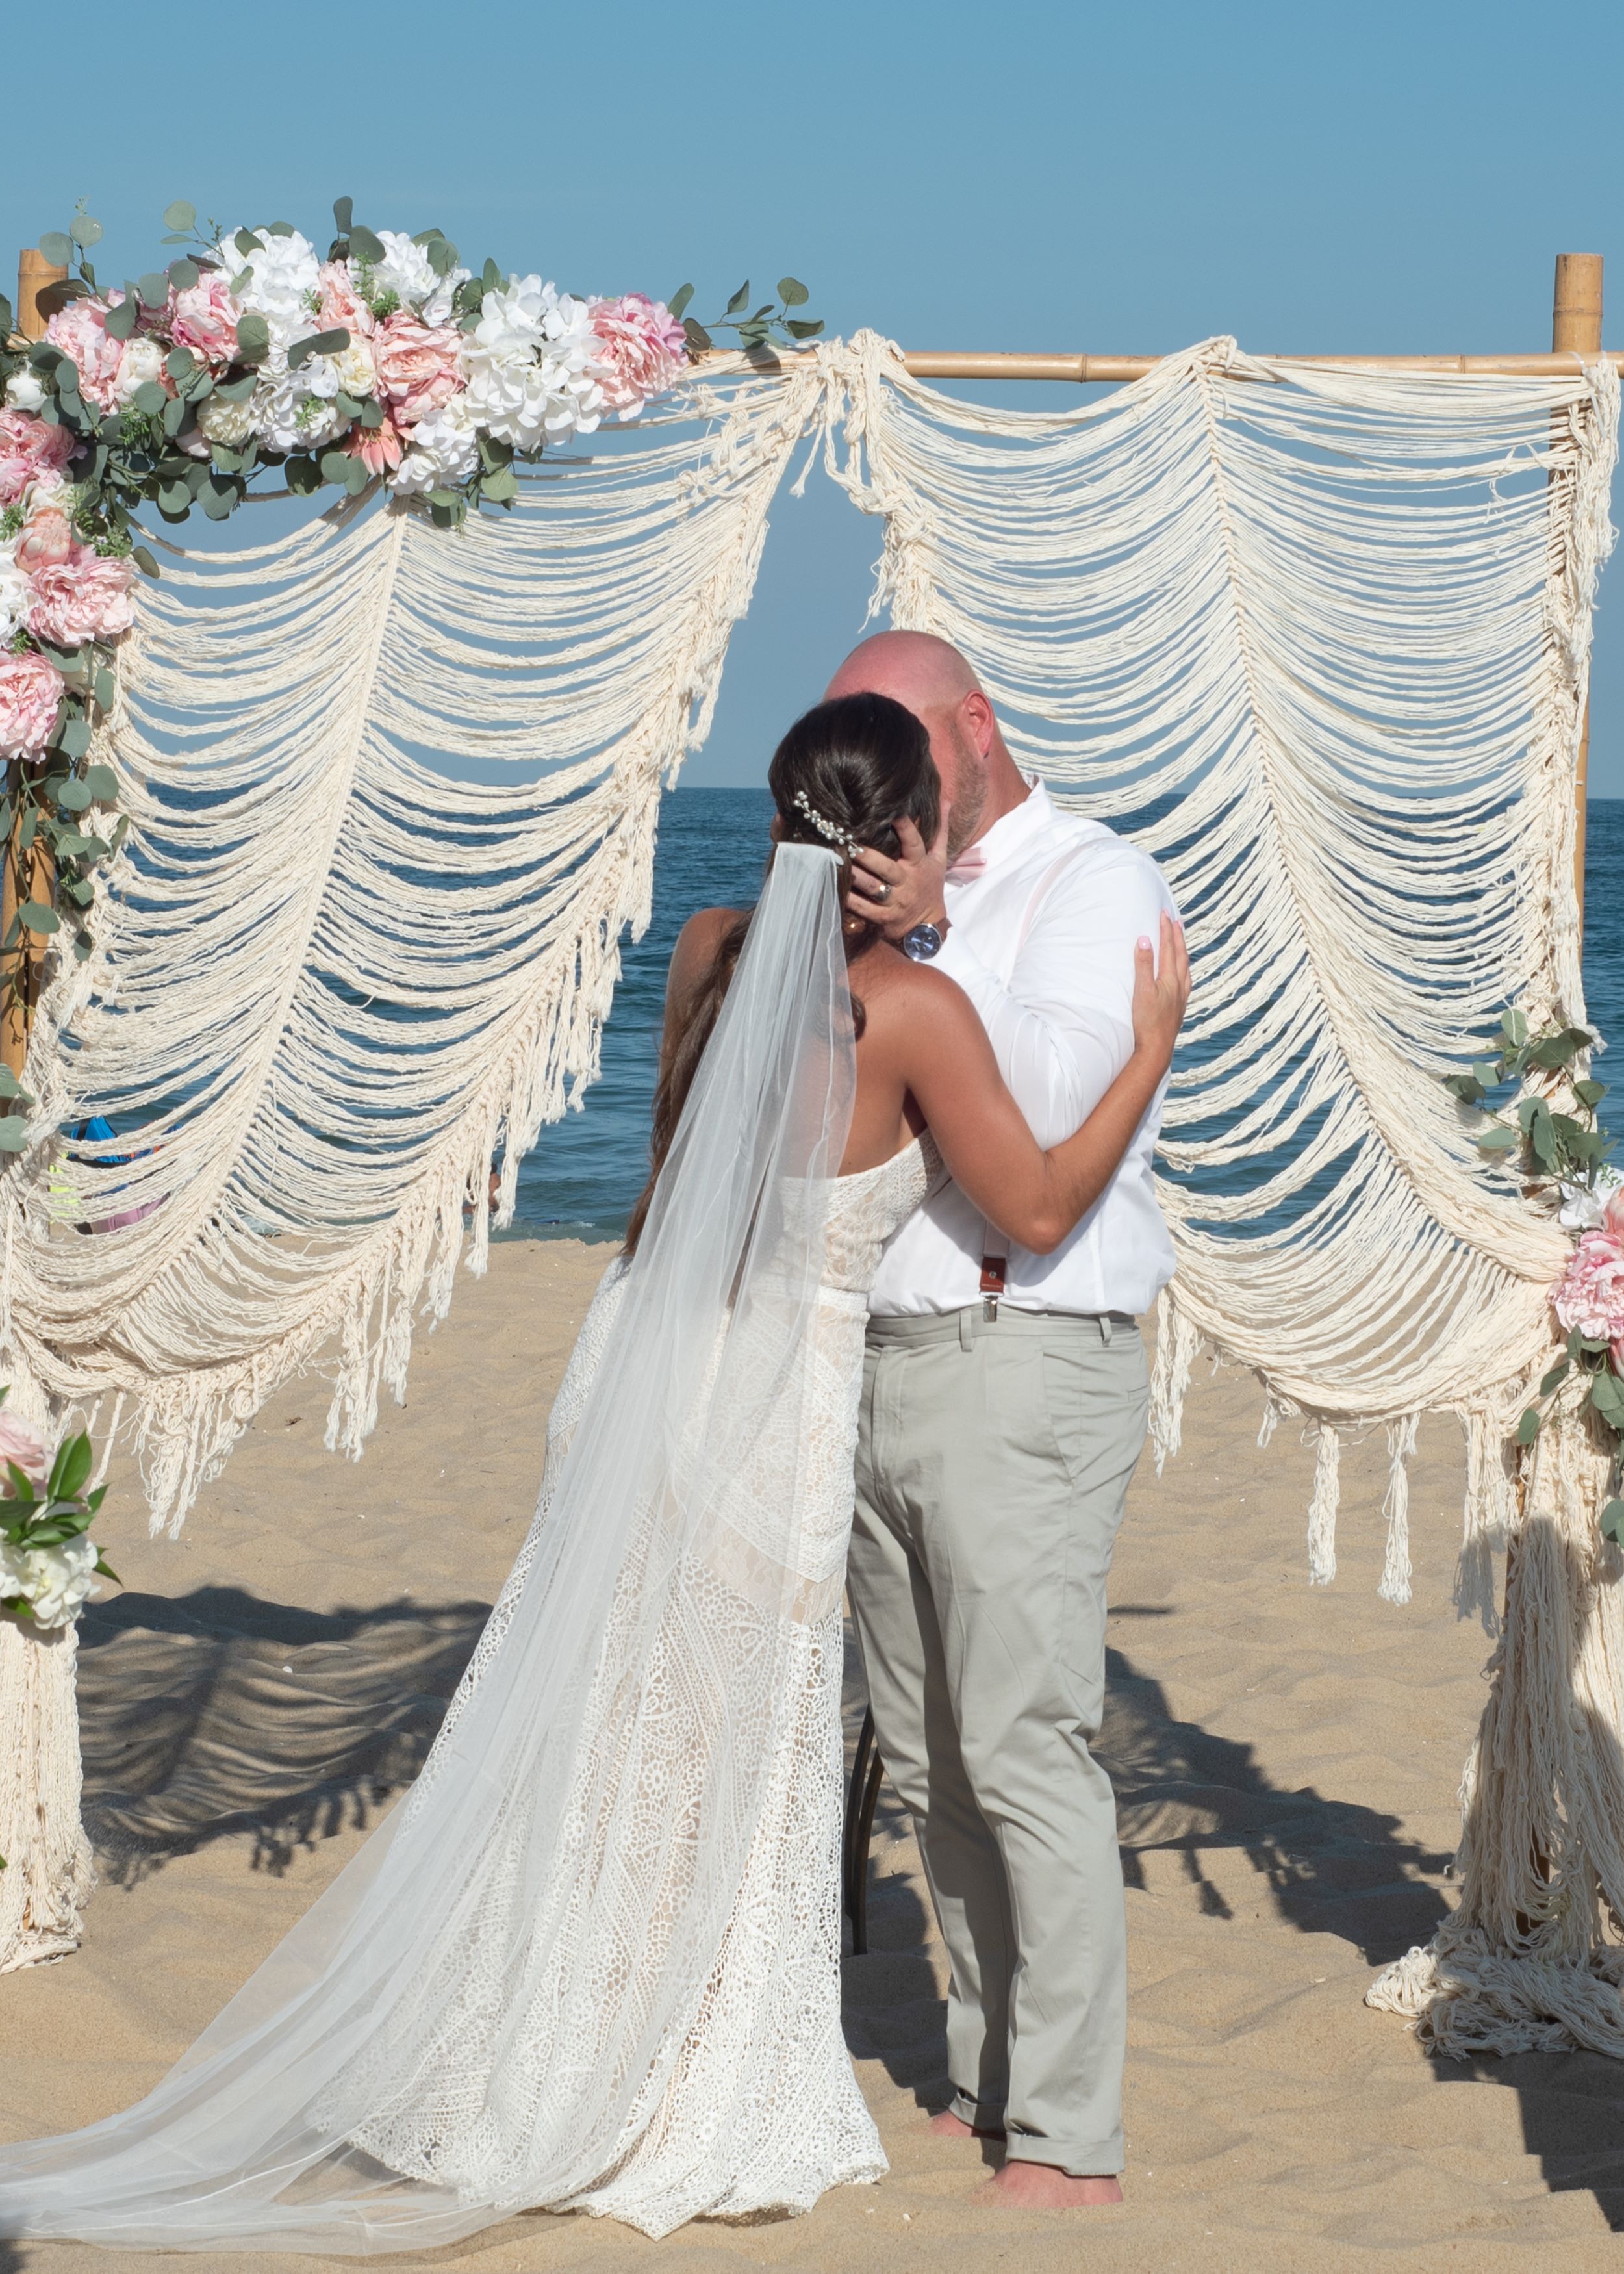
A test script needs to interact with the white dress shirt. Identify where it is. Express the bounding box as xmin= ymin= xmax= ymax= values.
xmin=868 ymin=780 xmax=1178 ymax=1319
